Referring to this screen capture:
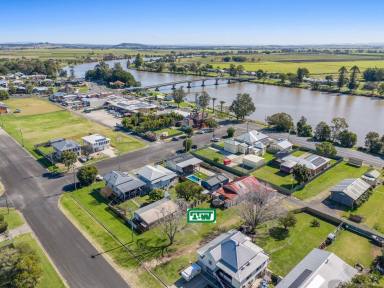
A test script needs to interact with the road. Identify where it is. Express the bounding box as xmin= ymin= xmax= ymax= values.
xmin=0 ymin=129 xmax=130 ymax=288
